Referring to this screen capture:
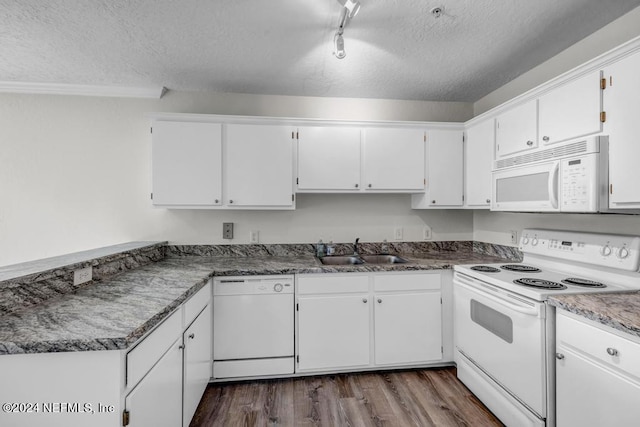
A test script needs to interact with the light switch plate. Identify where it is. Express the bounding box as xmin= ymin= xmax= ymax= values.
xmin=423 ymin=225 xmax=432 ymax=240
xmin=249 ymin=230 xmax=259 ymax=244
xmin=223 ymin=222 xmax=234 ymax=239
xmin=510 ymin=230 xmax=518 ymax=245
xmin=394 ymin=227 xmax=403 ymax=240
